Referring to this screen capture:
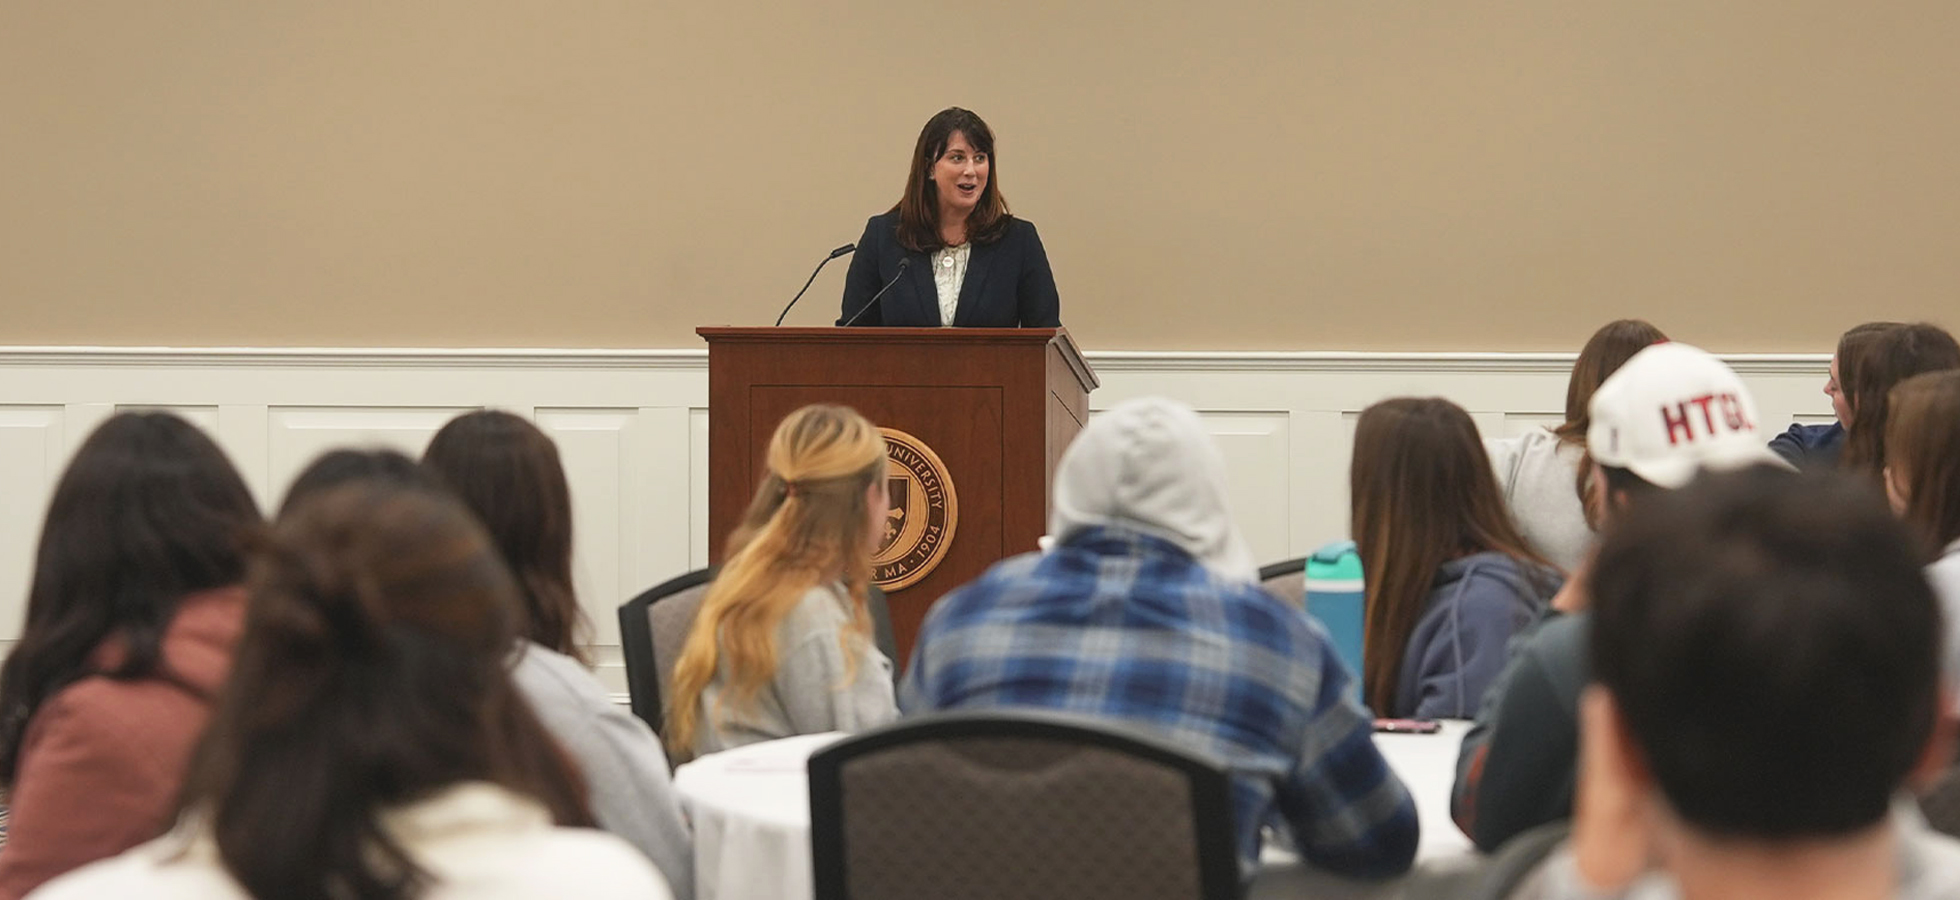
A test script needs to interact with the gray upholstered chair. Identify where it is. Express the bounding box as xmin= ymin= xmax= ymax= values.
xmin=1258 ymin=556 xmax=1308 ymax=607
xmin=1447 ymin=820 xmax=1571 ymax=900
xmin=617 ymin=568 xmax=899 ymax=736
xmin=617 ymin=568 xmax=715 ymax=735
xmin=809 ymin=709 xmax=1240 ymax=900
